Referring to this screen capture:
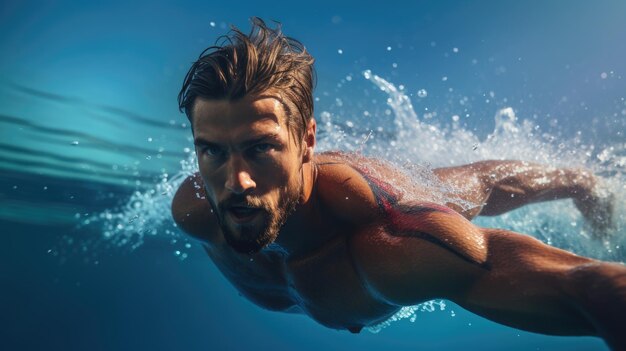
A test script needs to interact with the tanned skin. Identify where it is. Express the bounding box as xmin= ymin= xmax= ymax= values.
xmin=172 ymin=94 xmax=626 ymax=350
